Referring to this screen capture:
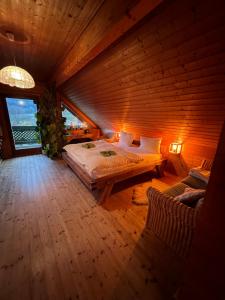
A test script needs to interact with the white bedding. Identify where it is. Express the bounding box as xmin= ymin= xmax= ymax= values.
xmin=64 ymin=140 xmax=162 ymax=179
